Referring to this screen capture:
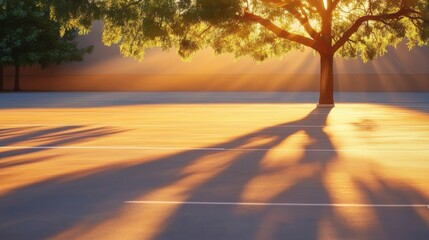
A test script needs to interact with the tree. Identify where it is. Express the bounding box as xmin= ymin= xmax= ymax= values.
xmin=51 ymin=1 xmax=429 ymax=104
xmin=0 ymin=0 xmax=93 ymax=91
